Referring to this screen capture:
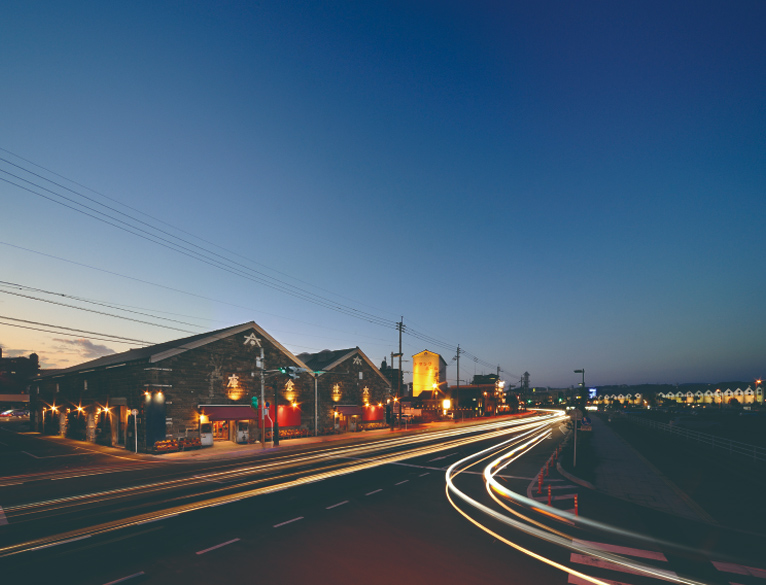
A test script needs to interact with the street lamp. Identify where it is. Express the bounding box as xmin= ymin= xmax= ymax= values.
xmin=574 ymin=369 xmax=585 ymax=391
xmin=572 ymin=369 xmax=586 ymax=468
